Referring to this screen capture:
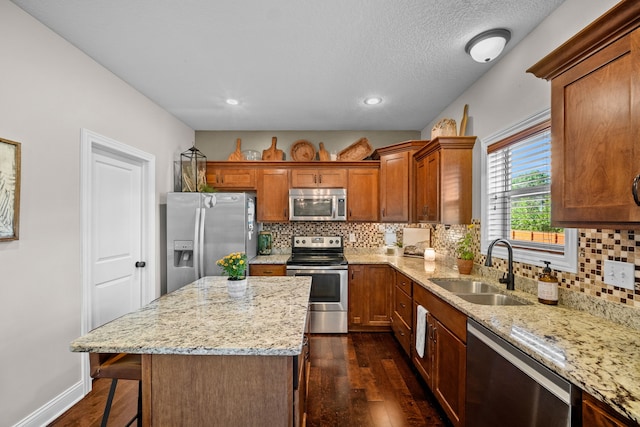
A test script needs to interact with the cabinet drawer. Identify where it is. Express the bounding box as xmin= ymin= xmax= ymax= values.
xmin=395 ymin=271 xmax=413 ymax=296
xmin=394 ymin=285 xmax=412 ymax=327
xmin=391 ymin=312 xmax=412 ymax=356
xmin=249 ymin=264 xmax=286 ymax=276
